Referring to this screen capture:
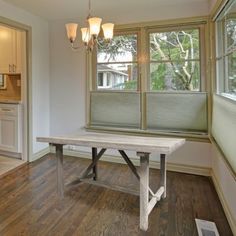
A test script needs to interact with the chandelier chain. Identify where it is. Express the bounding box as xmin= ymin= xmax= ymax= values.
xmin=88 ymin=0 xmax=91 ymax=18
